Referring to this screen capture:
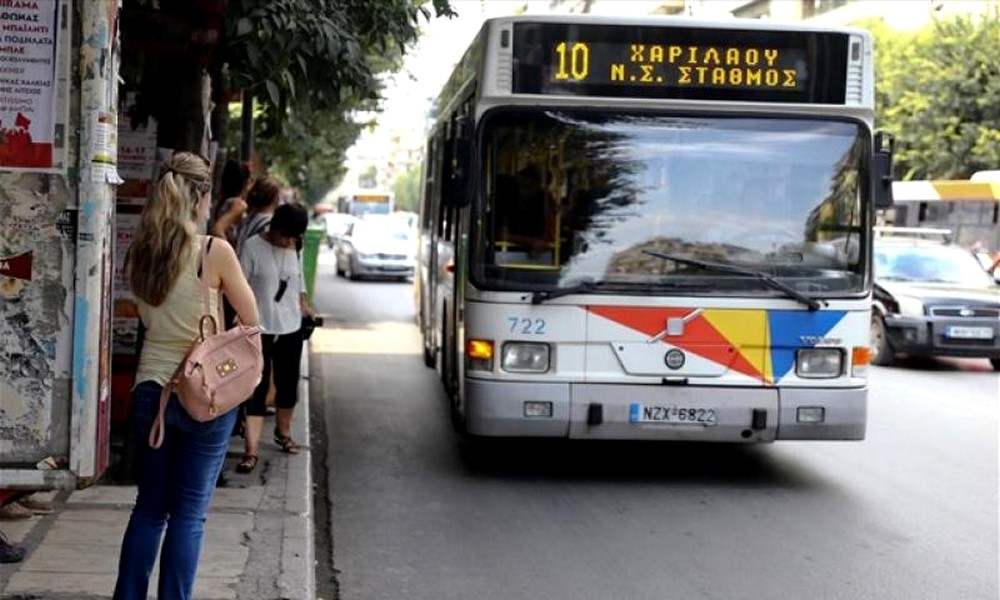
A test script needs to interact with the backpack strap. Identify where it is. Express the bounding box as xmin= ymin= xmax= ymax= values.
xmin=149 ymin=237 xmax=216 ymax=449
xmin=148 ymin=379 xmax=174 ymax=449
xmin=196 ymin=236 xmax=223 ymax=330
